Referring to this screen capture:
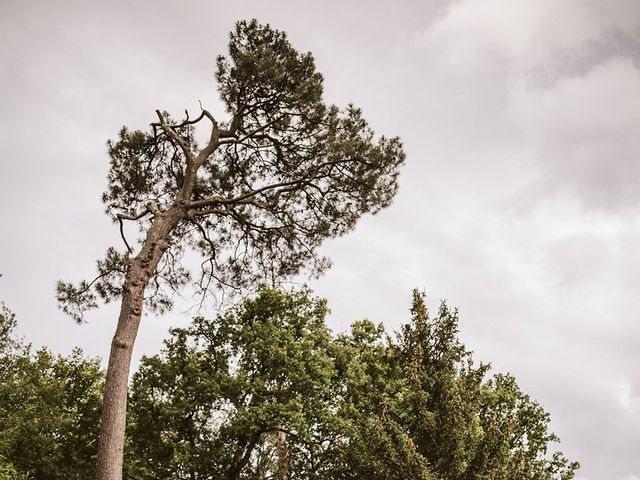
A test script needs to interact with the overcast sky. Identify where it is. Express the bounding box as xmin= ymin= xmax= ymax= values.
xmin=1 ymin=1 xmax=639 ymax=479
